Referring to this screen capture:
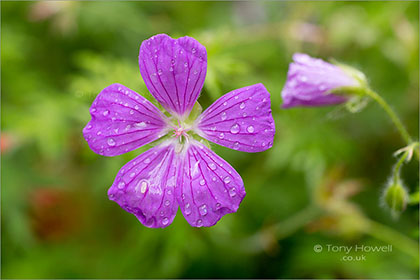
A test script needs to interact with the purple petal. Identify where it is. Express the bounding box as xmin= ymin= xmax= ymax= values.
xmin=176 ymin=140 xmax=246 ymax=227
xmin=108 ymin=141 xmax=179 ymax=228
xmin=195 ymin=84 xmax=275 ymax=152
xmin=83 ymin=84 xmax=170 ymax=157
xmin=281 ymin=53 xmax=357 ymax=108
xmin=139 ymin=34 xmax=207 ymax=119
